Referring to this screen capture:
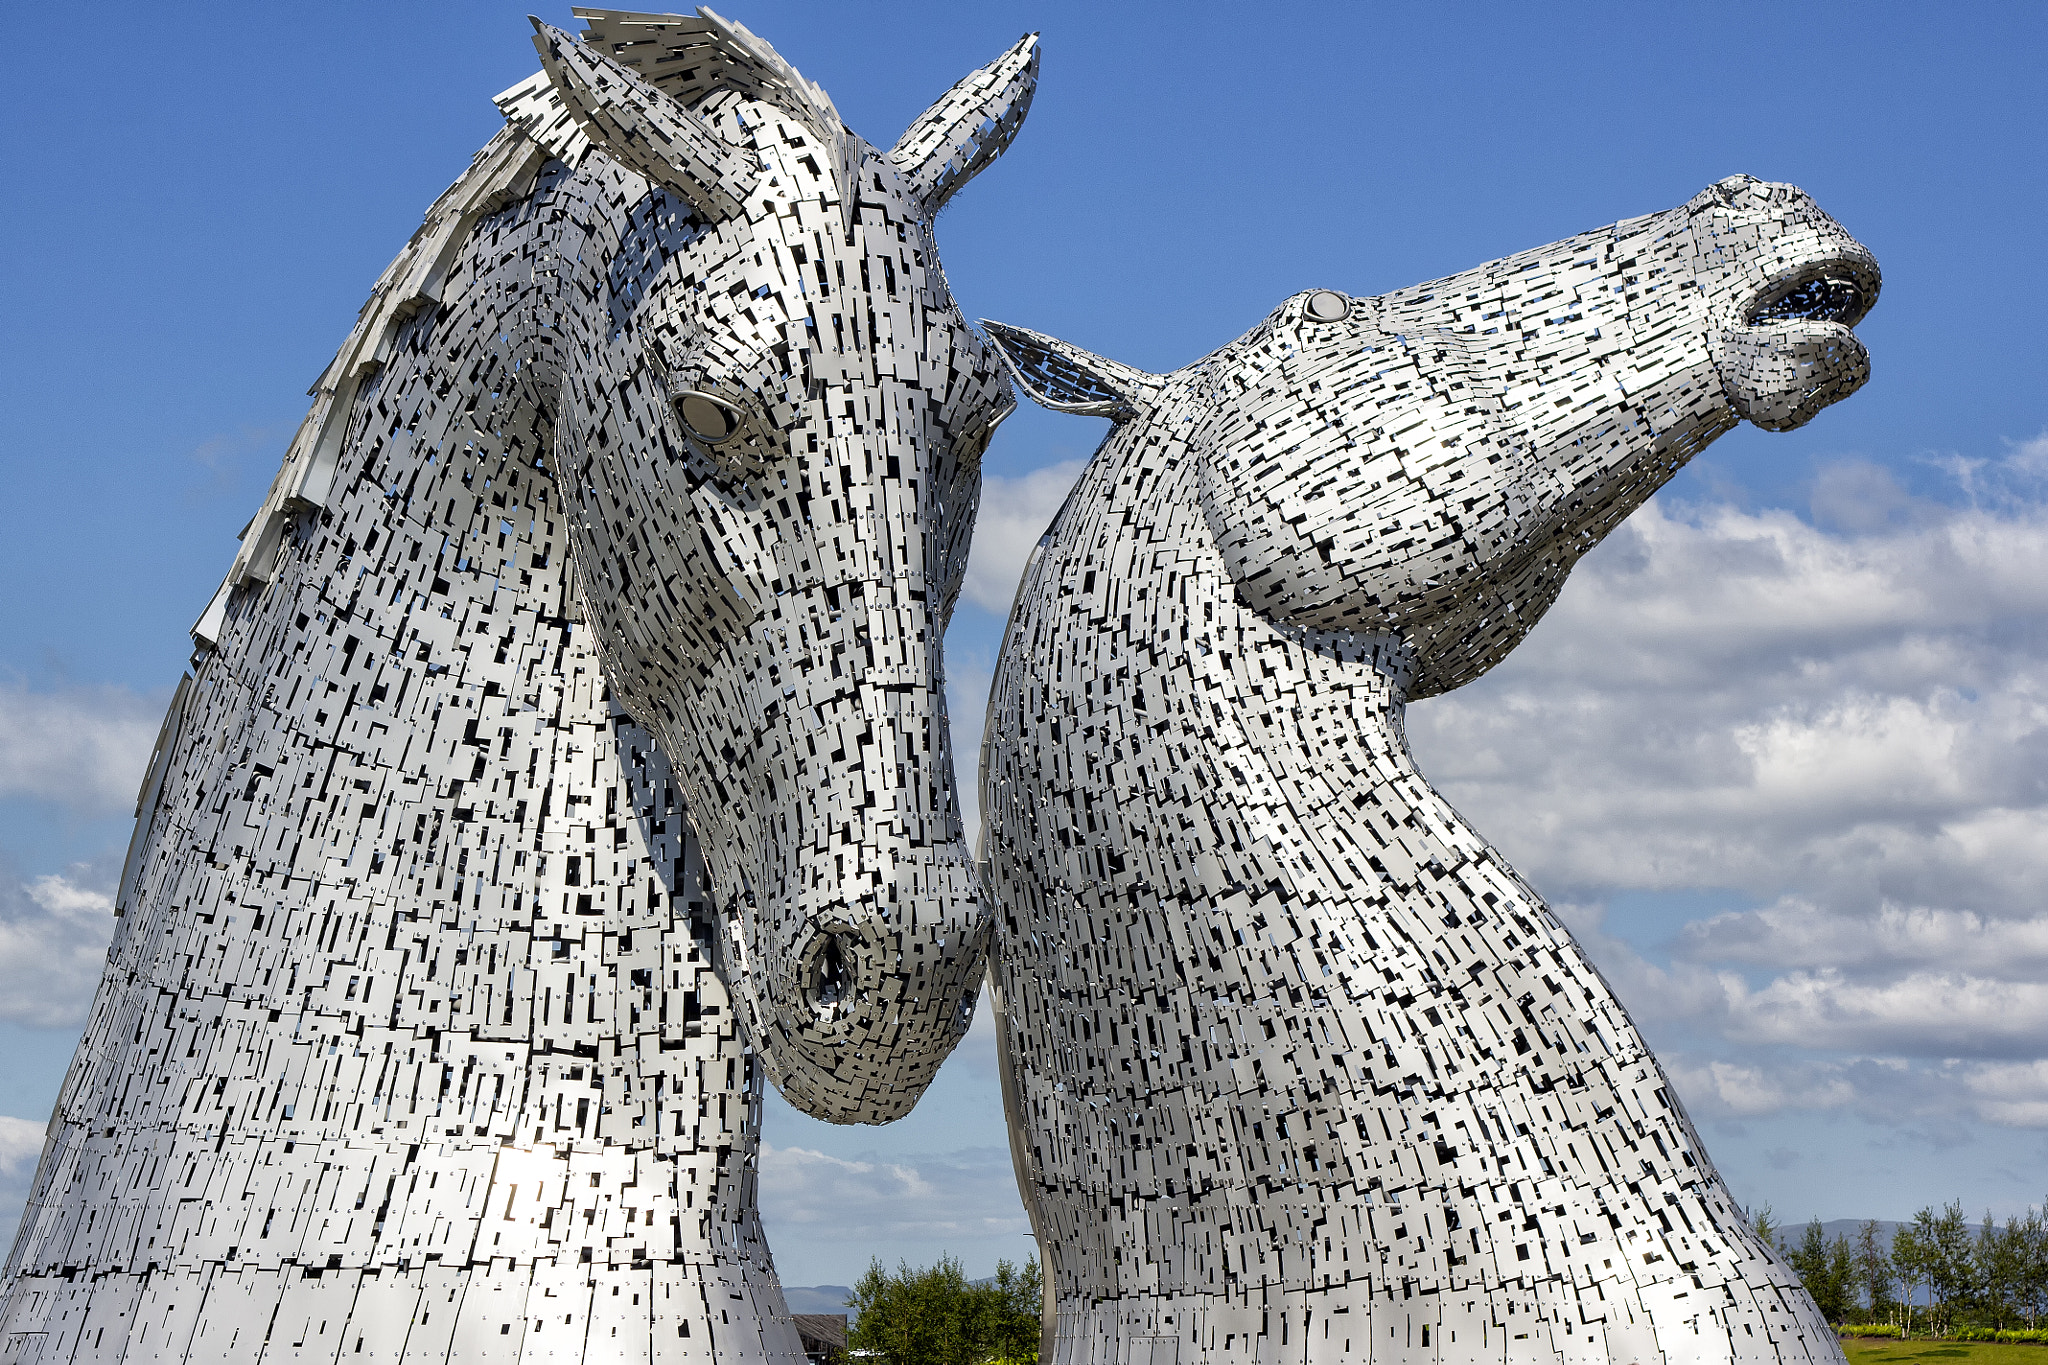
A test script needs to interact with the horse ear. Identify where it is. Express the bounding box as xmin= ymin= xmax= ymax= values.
xmin=529 ymin=19 xmax=758 ymax=222
xmin=982 ymin=320 xmax=1159 ymax=421
xmin=889 ymin=34 xmax=1039 ymax=214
